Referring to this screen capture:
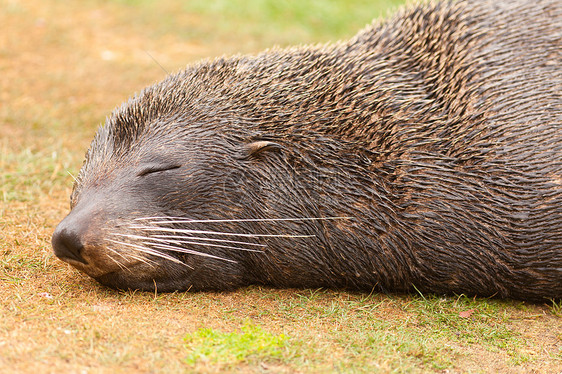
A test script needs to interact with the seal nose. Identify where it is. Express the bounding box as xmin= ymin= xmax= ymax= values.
xmin=52 ymin=224 xmax=88 ymax=265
